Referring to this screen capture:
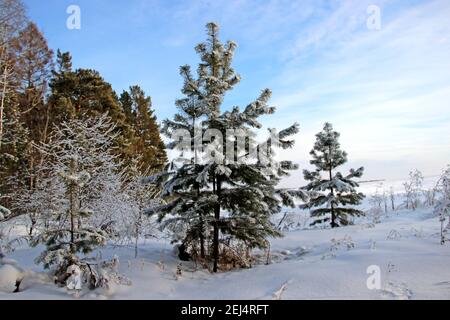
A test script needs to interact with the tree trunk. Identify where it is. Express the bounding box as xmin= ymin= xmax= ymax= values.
xmin=134 ymin=213 xmax=141 ymax=258
xmin=193 ymin=115 xmax=205 ymax=259
xmin=329 ymin=166 xmax=337 ymax=228
xmin=213 ymin=176 xmax=221 ymax=272
xmin=29 ymin=215 xmax=36 ymax=237
xmin=28 ymin=142 xmax=34 ymax=190
xmin=197 ymin=183 xmax=205 ymax=259
xmin=134 ymin=236 xmax=138 ymax=259
xmin=199 ymin=215 xmax=205 ymax=259
xmin=69 ymin=184 xmax=75 ymax=254
xmin=0 ymin=66 xmax=9 ymax=150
